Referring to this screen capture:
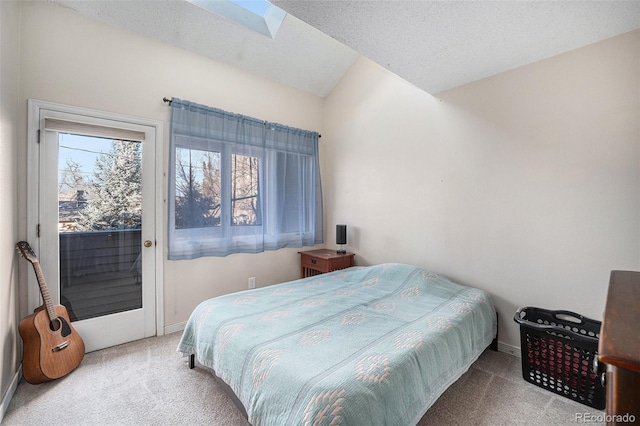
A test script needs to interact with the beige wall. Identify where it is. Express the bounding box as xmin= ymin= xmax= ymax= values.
xmin=16 ymin=1 xmax=324 ymax=331
xmin=324 ymin=30 xmax=640 ymax=350
xmin=0 ymin=0 xmax=22 ymax=413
